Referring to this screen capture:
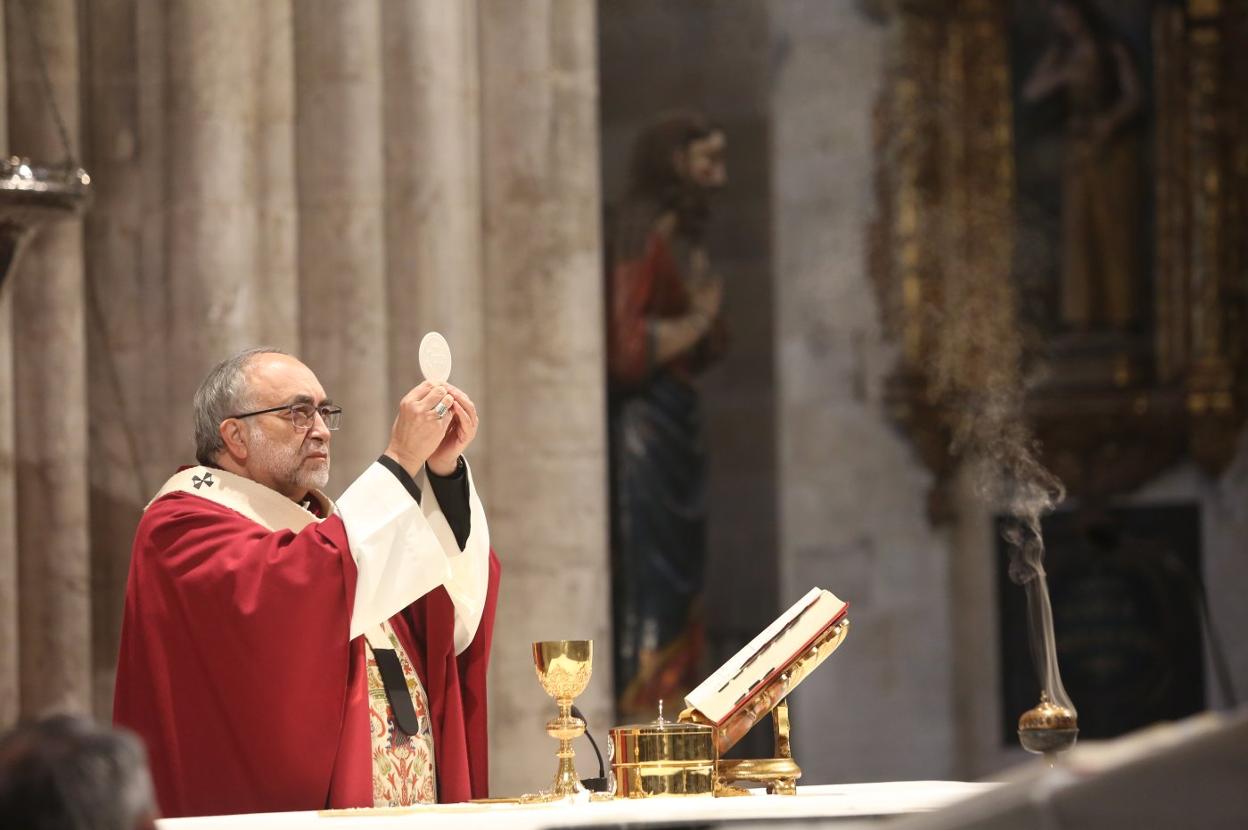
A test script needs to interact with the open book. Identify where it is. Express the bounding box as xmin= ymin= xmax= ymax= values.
xmin=684 ymin=587 xmax=848 ymax=726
